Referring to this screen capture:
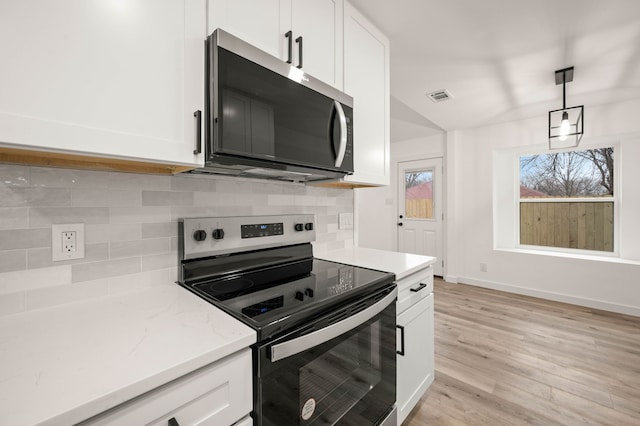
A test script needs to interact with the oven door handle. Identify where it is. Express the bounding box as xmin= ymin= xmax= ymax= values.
xmin=270 ymin=288 xmax=397 ymax=362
